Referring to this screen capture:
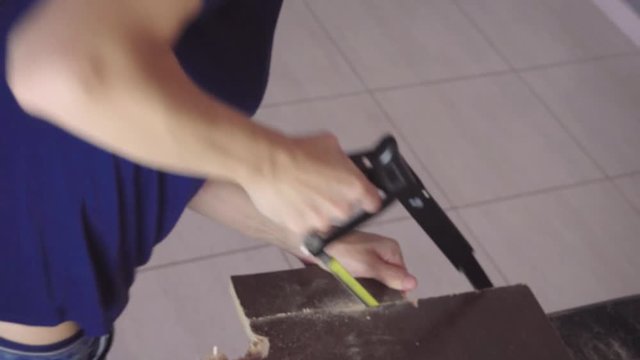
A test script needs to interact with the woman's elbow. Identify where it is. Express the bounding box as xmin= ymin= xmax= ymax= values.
xmin=6 ymin=24 xmax=107 ymax=123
